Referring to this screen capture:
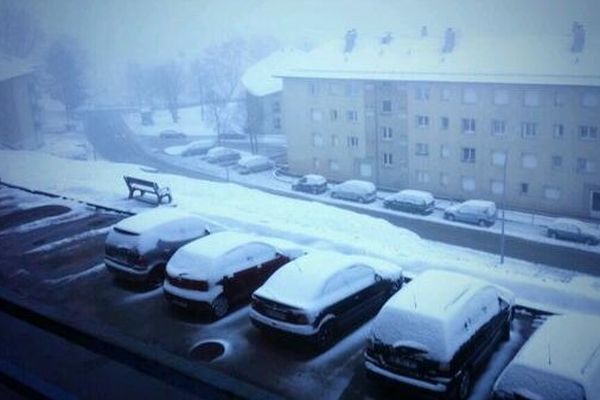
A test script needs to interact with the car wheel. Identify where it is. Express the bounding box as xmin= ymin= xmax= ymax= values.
xmin=315 ymin=320 xmax=336 ymax=351
xmin=211 ymin=295 xmax=229 ymax=319
xmin=548 ymin=231 xmax=556 ymax=239
xmin=331 ymin=192 xmax=337 ymax=199
xmin=478 ymin=219 xmax=487 ymax=227
xmin=456 ymin=369 xmax=472 ymax=400
xmin=446 ymin=214 xmax=455 ymax=222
